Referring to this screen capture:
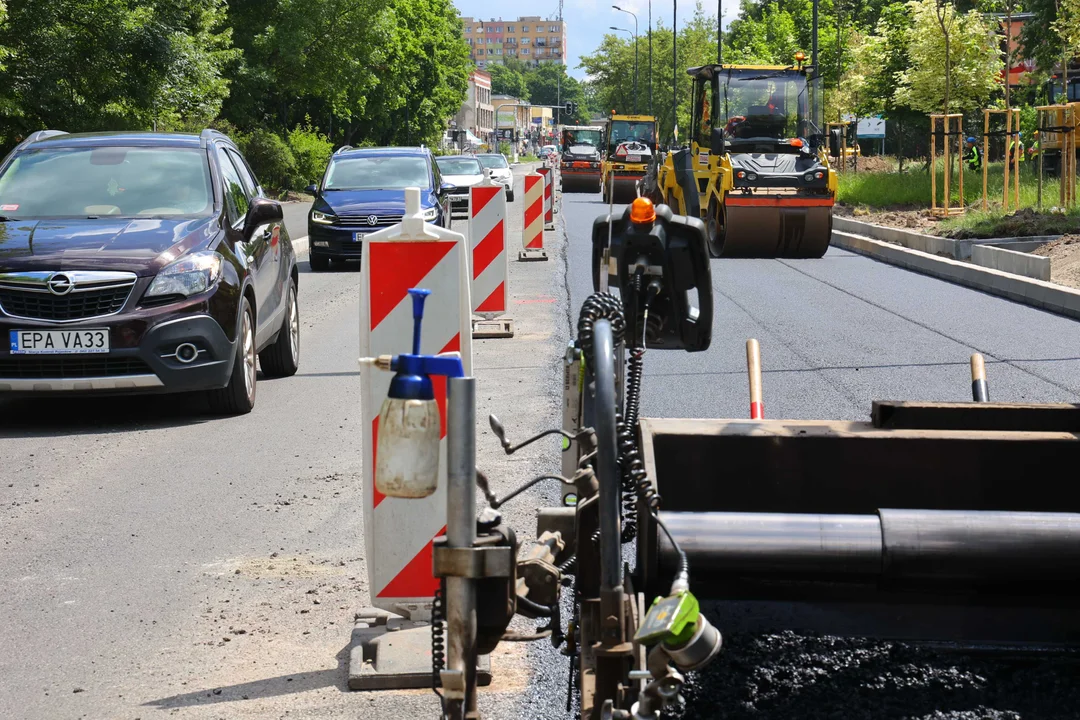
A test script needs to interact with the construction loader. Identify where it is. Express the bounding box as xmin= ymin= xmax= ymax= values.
xmin=601 ymin=112 xmax=658 ymax=204
xmin=657 ymin=58 xmax=838 ymax=258
xmin=560 ymin=125 xmax=605 ymax=193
